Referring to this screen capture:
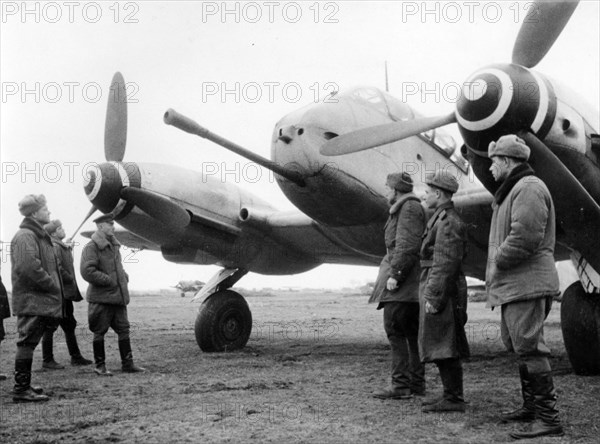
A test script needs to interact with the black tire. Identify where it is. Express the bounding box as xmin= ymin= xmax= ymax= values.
xmin=560 ymin=282 xmax=600 ymax=375
xmin=195 ymin=290 xmax=252 ymax=352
